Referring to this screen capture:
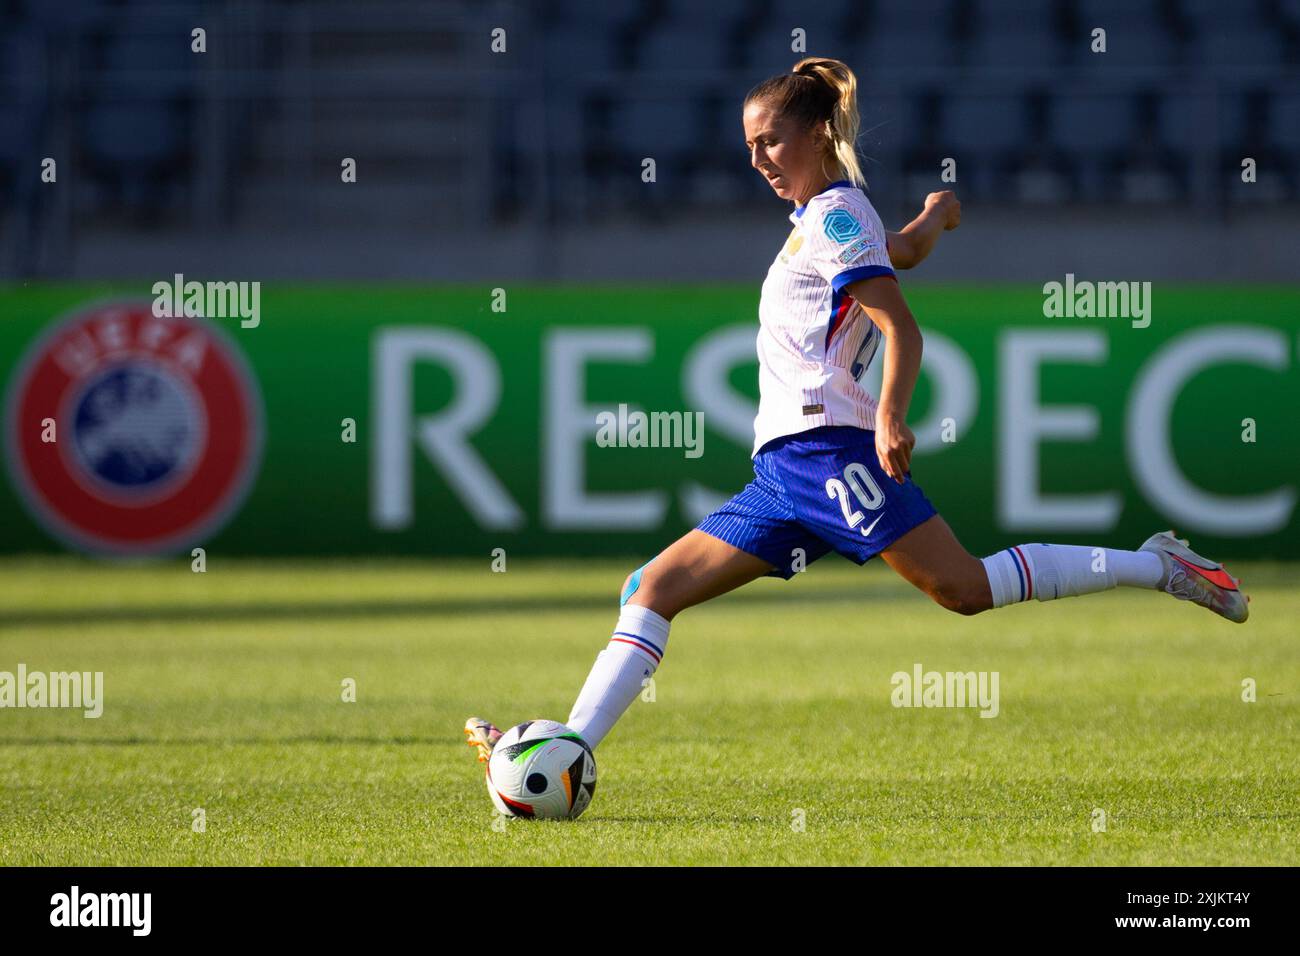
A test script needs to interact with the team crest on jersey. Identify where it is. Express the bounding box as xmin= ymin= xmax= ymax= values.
xmin=4 ymin=300 xmax=263 ymax=555
xmin=823 ymin=208 xmax=864 ymax=243
xmin=780 ymin=228 xmax=805 ymax=262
